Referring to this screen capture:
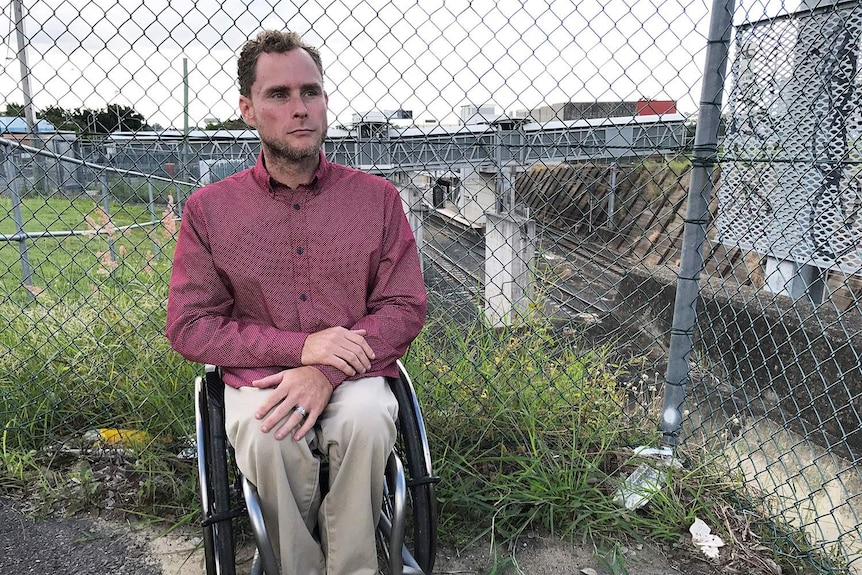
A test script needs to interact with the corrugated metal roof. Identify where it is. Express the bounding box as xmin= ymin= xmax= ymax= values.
xmin=0 ymin=116 xmax=56 ymax=133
